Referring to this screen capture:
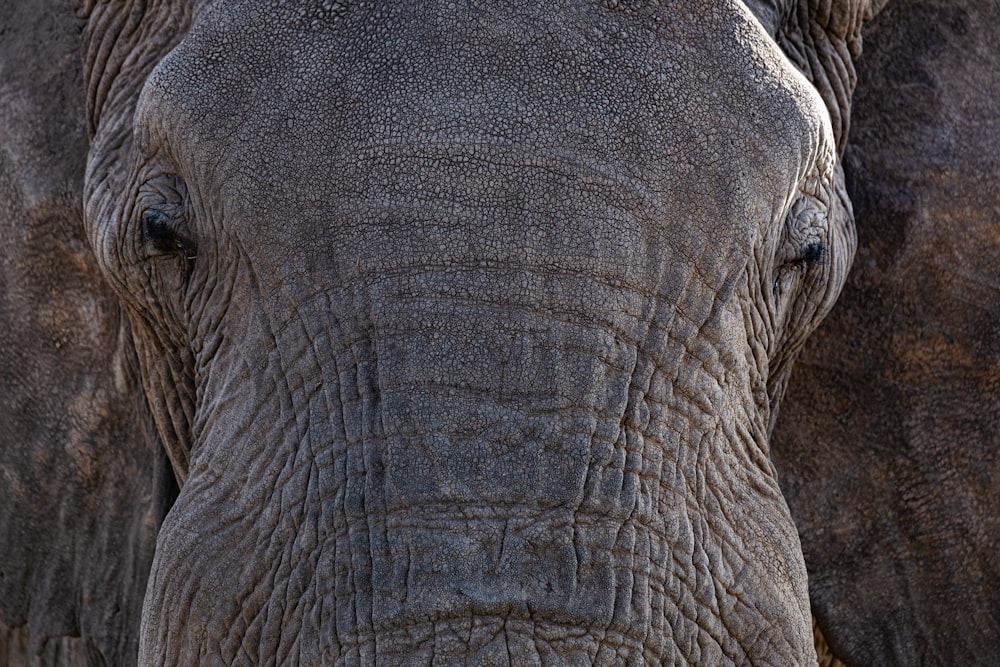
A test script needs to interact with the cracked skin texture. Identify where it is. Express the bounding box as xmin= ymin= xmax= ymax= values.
xmin=4 ymin=0 xmax=859 ymax=664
